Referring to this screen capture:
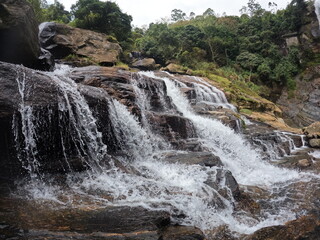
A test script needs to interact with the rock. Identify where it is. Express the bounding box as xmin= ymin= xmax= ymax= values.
xmin=131 ymin=58 xmax=156 ymax=70
xmin=162 ymin=63 xmax=188 ymax=74
xmin=160 ymin=225 xmax=205 ymax=240
xmin=303 ymin=121 xmax=320 ymax=138
xmin=0 ymin=0 xmax=40 ymax=69
xmin=38 ymin=47 xmax=55 ymax=71
xmin=244 ymin=213 xmax=320 ymax=240
xmin=297 ymin=159 xmax=312 ymax=168
xmin=148 ymin=113 xmax=197 ymax=144
xmin=277 ymin=70 xmax=320 ymax=127
xmin=162 ymin=151 xmax=223 ymax=167
xmin=39 ymin=22 xmax=122 ymax=66
xmin=0 ymin=198 xmax=171 ymax=239
xmin=309 ymin=139 xmax=320 ymax=148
